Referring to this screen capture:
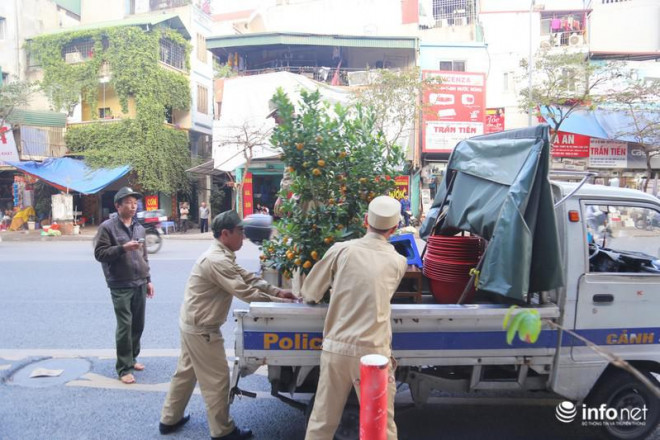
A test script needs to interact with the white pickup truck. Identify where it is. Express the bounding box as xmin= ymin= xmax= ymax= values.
xmin=231 ymin=127 xmax=660 ymax=440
